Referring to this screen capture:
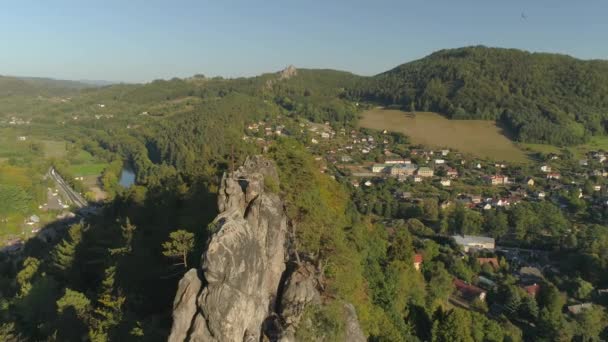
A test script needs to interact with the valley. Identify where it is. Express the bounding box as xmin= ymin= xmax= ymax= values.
xmin=0 ymin=46 xmax=607 ymax=341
